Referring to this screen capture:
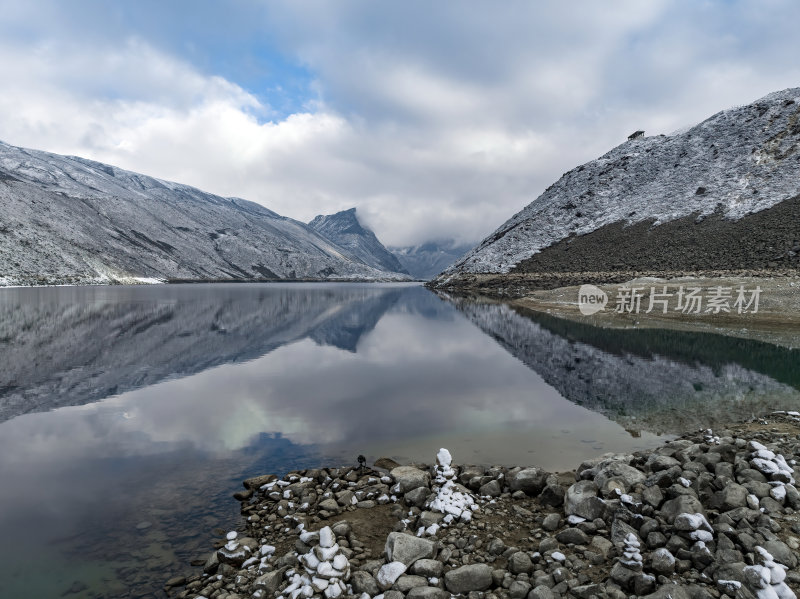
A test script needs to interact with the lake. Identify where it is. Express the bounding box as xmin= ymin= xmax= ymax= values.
xmin=1 ymin=282 xmax=799 ymax=598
